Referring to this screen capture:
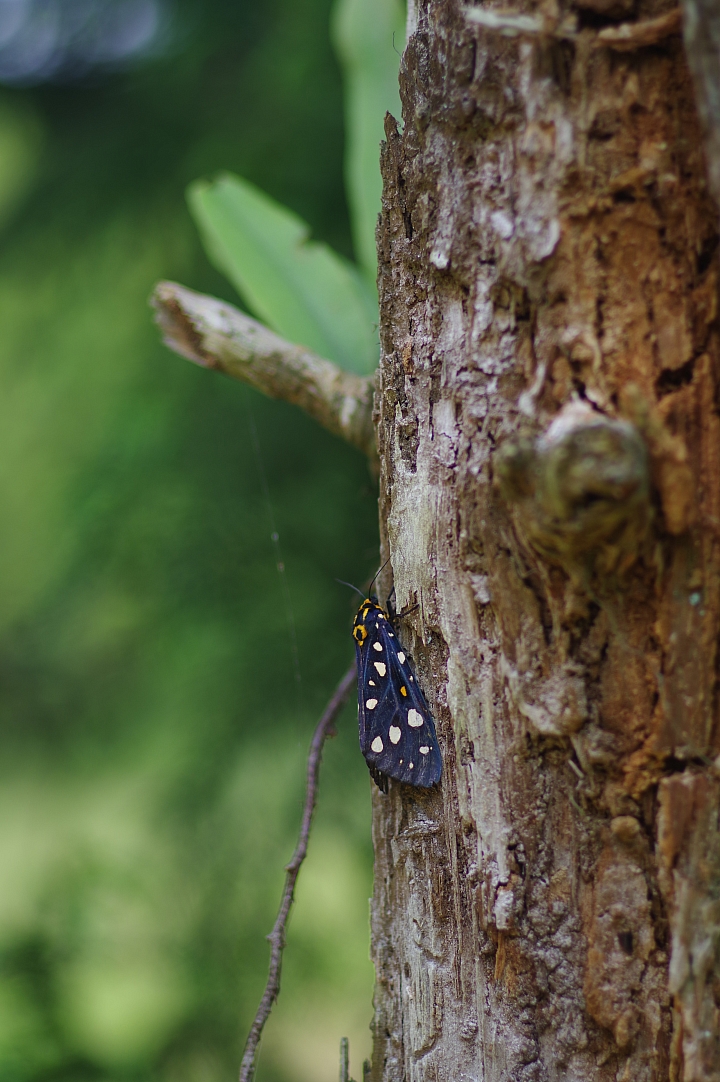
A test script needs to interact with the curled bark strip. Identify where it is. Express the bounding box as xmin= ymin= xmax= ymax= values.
xmin=594 ymin=7 xmax=682 ymax=50
xmin=463 ymin=6 xmax=577 ymax=37
xmin=152 ymin=282 xmax=376 ymax=461
xmin=238 ymin=662 xmax=357 ymax=1082
xmin=464 ymin=4 xmax=681 ymax=49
